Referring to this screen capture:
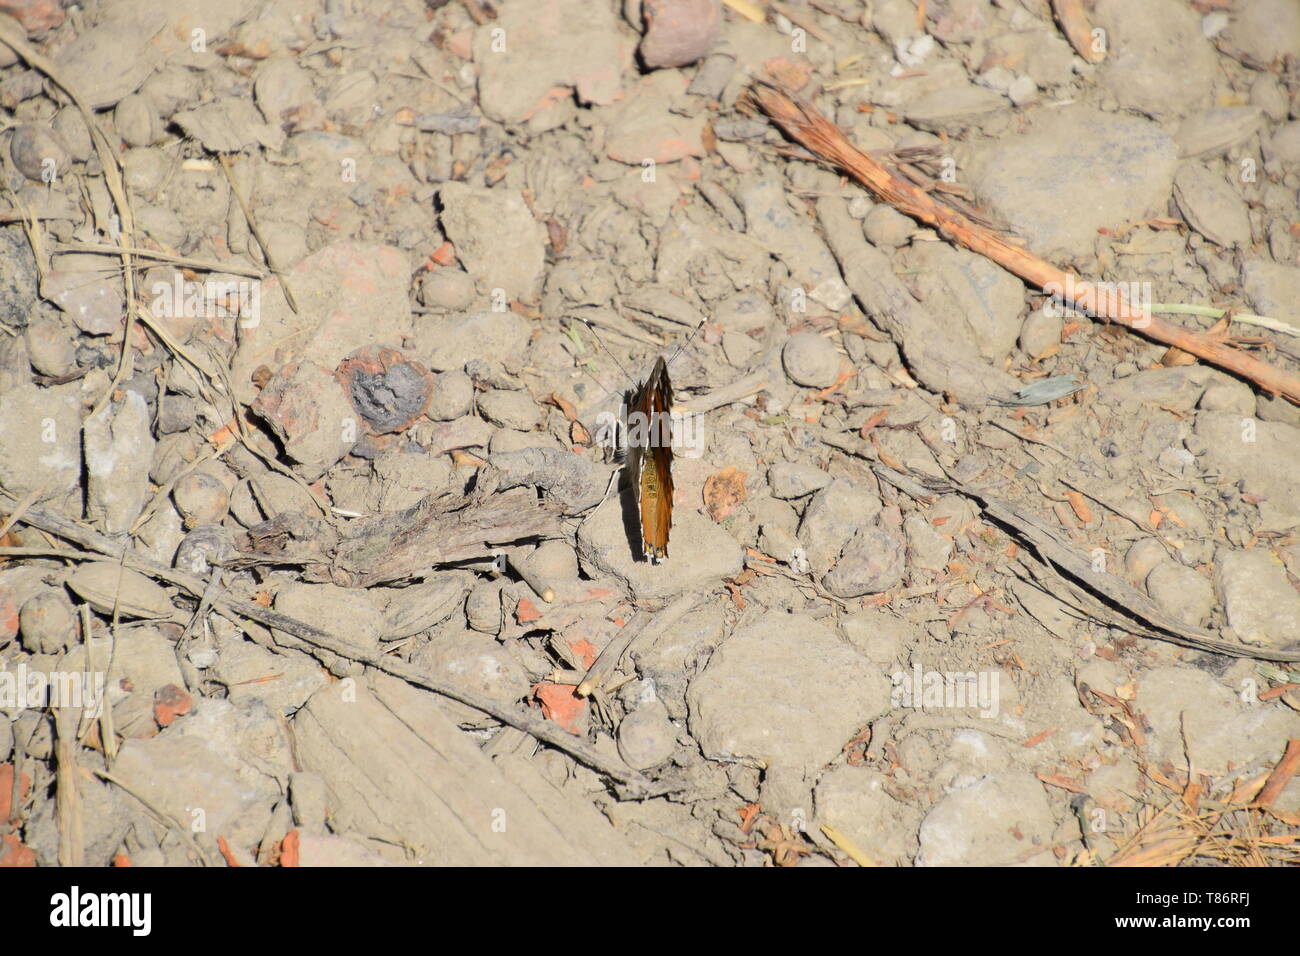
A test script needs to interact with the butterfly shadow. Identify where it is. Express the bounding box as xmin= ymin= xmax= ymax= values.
xmin=617 ymin=443 xmax=650 ymax=564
